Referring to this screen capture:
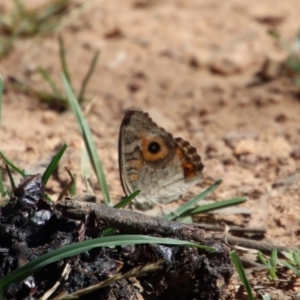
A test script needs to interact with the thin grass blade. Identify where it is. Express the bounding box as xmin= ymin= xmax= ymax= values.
xmin=36 ymin=0 xmax=70 ymax=24
xmin=162 ymin=180 xmax=222 ymax=220
xmin=70 ymin=173 xmax=76 ymax=196
xmin=38 ymin=67 xmax=63 ymax=99
xmin=281 ymin=260 xmax=300 ymax=276
xmin=0 ymin=235 xmax=214 ymax=293
xmin=42 ymin=143 xmax=68 ymax=185
xmin=0 ymin=74 xmax=3 ymax=129
xmin=182 ymin=197 xmax=247 ymax=216
xmin=81 ymin=143 xmax=93 ymax=193
xmin=0 ymin=168 xmax=6 ymax=197
xmin=293 ymin=250 xmax=300 ymax=267
xmin=78 ymin=50 xmax=100 ymax=102
xmin=0 ymin=151 xmax=26 ymax=177
xmin=102 ymin=228 xmax=117 ymax=237
xmin=175 ymin=216 xmax=193 ymax=224
xmin=59 ymin=35 xmax=72 ymax=90
xmin=257 ymin=251 xmax=268 ymax=267
xmin=114 ymin=190 xmax=140 ymax=209
xmin=230 ymin=250 xmax=255 ymax=300
xmin=5 ymin=164 xmax=16 ymax=191
xmin=62 ymin=74 xmax=111 ymax=206
xmin=271 ymin=248 xmax=278 ymax=268
xmin=12 ymin=0 xmax=27 ymax=16
xmin=282 ymin=250 xmax=293 ymax=261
